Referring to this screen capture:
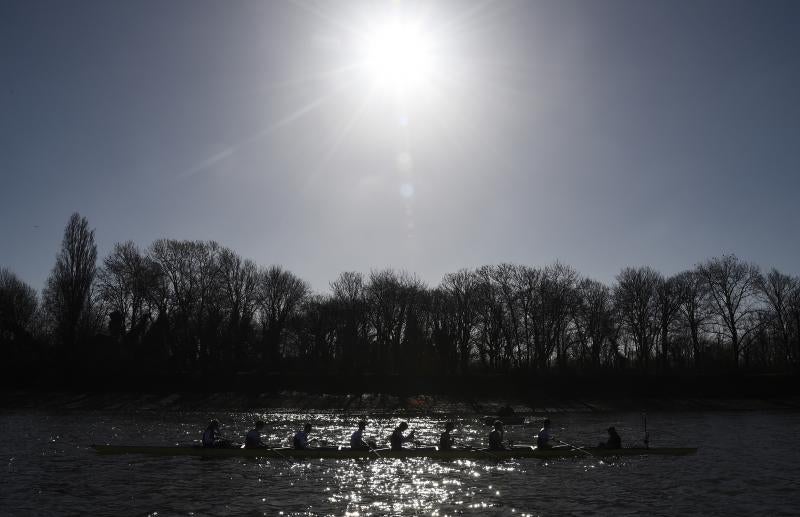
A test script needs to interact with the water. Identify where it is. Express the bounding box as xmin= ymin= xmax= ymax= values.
xmin=1 ymin=408 xmax=798 ymax=515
